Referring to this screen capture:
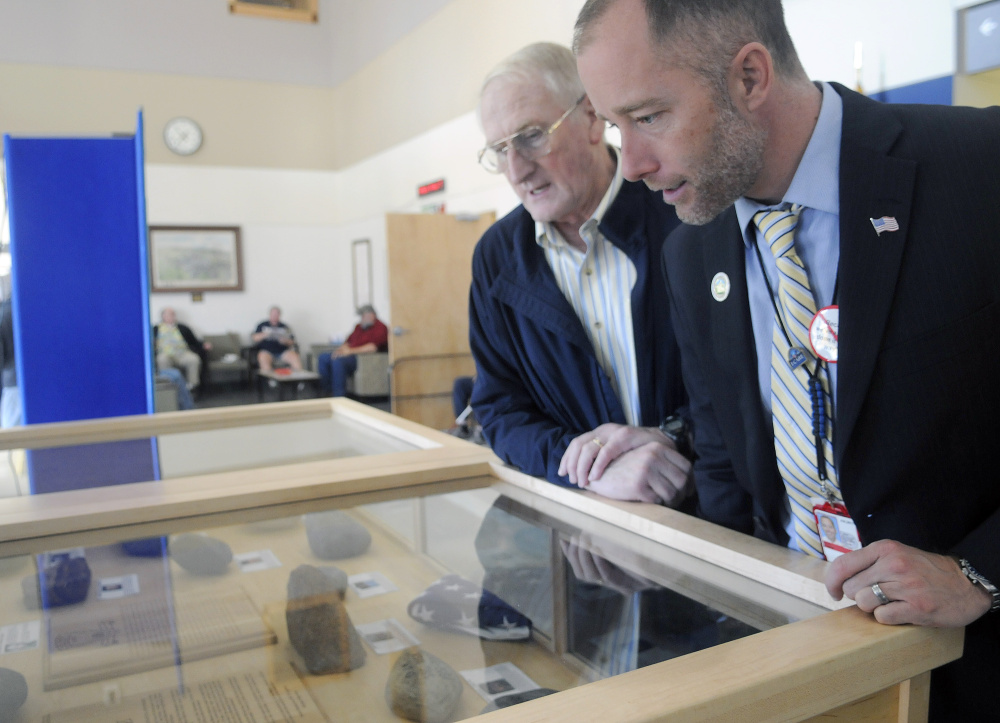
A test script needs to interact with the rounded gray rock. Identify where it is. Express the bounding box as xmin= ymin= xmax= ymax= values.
xmin=286 ymin=565 xmax=366 ymax=674
xmin=0 ymin=667 xmax=28 ymax=723
xmin=169 ymin=534 xmax=232 ymax=575
xmin=304 ymin=510 xmax=372 ymax=560
xmin=385 ymin=648 xmax=464 ymax=723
